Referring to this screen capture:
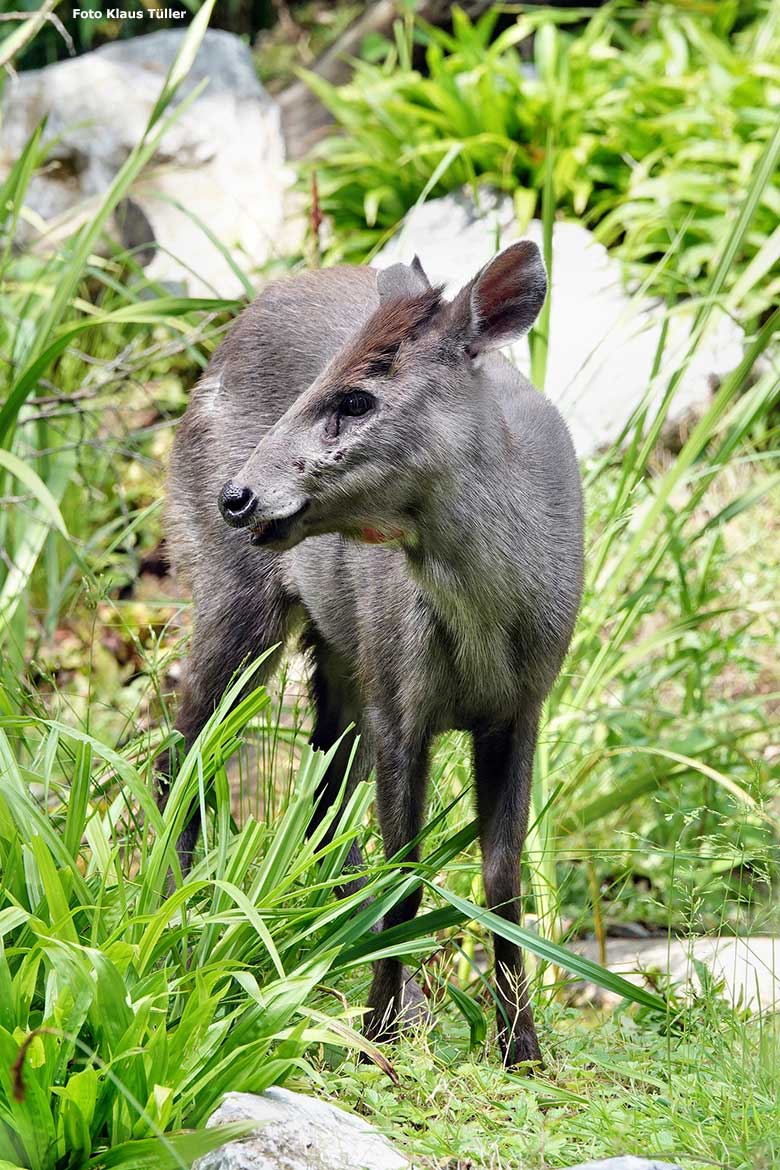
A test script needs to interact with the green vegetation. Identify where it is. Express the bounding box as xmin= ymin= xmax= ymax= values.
xmin=307 ymin=1 xmax=780 ymax=317
xmin=0 ymin=2 xmax=778 ymax=1167
xmin=331 ymin=1006 xmax=780 ymax=1168
xmin=255 ymin=2 xmax=364 ymax=93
